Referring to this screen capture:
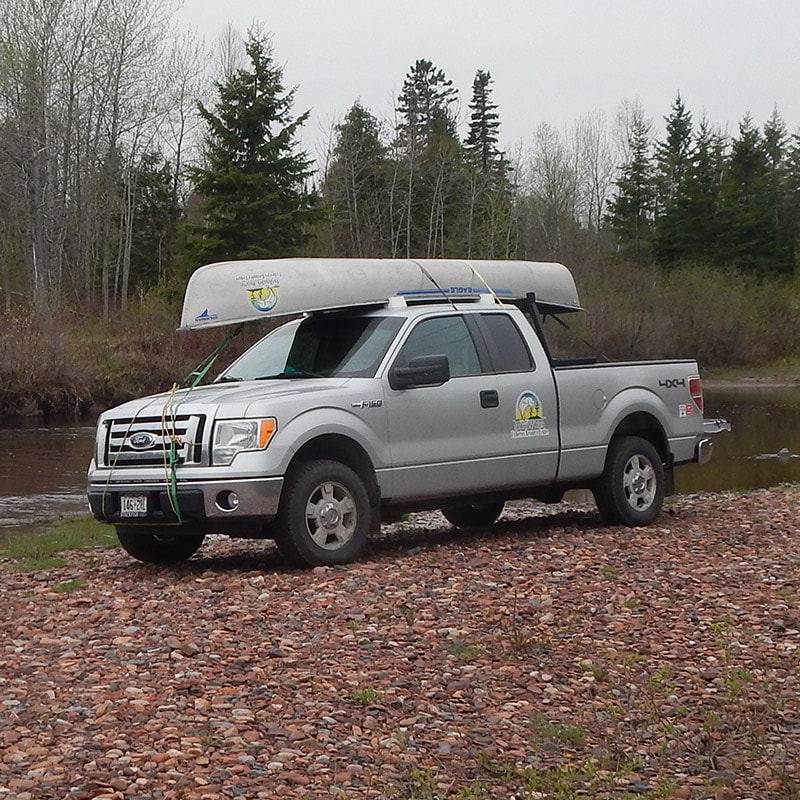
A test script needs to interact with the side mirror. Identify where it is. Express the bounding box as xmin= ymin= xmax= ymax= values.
xmin=389 ymin=354 xmax=450 ymax=390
